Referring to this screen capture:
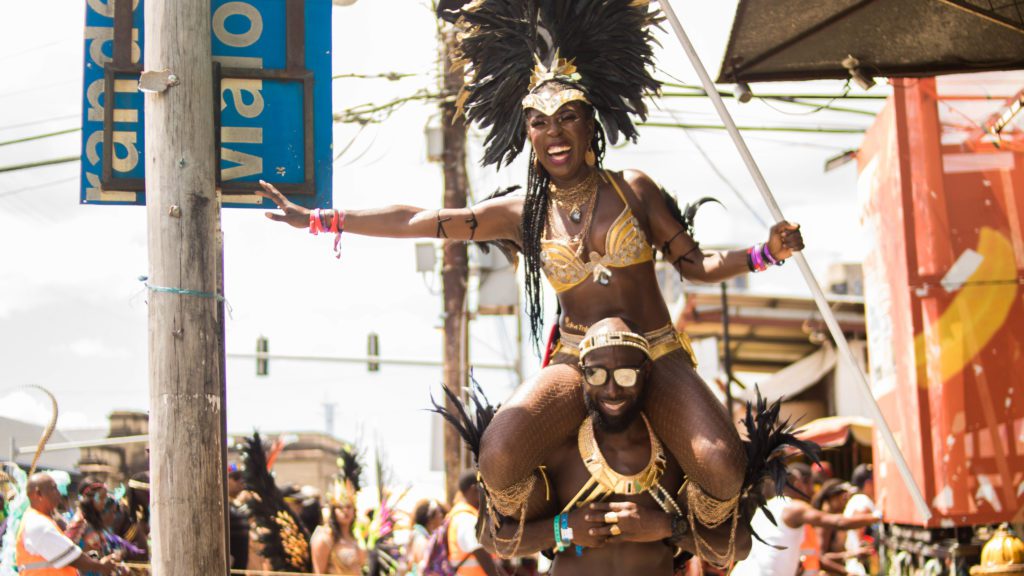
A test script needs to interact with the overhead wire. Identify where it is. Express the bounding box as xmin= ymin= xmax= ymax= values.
xmin=0 ymin=113 xmax=79 ymax=132
xmin=664 ymin=105 xmax=770 ymax=228
xmin=0 ymin=175 xmax=77 ymax=199
xmin=0 ymin=127 xmax=80 ymax=148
